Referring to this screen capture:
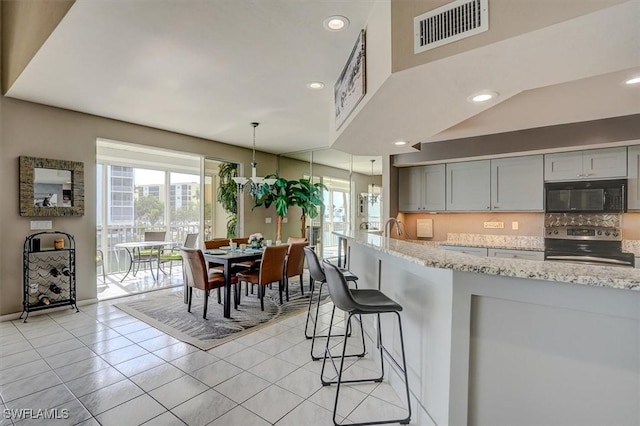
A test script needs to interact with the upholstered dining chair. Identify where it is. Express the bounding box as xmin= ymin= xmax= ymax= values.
xmin=284 ymin=241 xmax=308 ymax=299
xmin=204 ymin=238 xmax=228 ymax=249
xmin=236 ymin=244 xmax=288 ymax=311
xmin=180 ymin=247 xmax=238 ymax=319
xmin=204 ymin=238 xmax=251 ymax=274
xmin=287 ymin=237 xmax=307 ymax=244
